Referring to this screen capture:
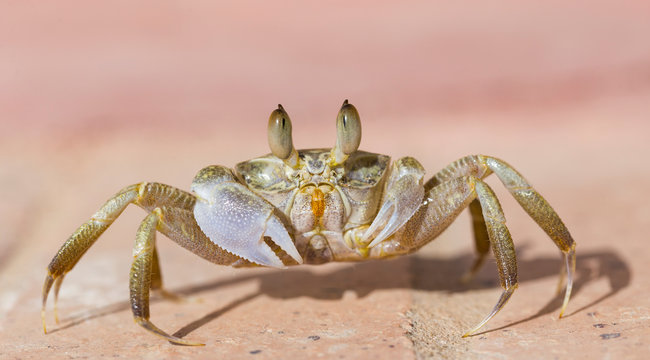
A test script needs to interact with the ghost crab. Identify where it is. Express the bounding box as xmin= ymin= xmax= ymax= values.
xmin=42 ymin=100 xmax=576 ymax=345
